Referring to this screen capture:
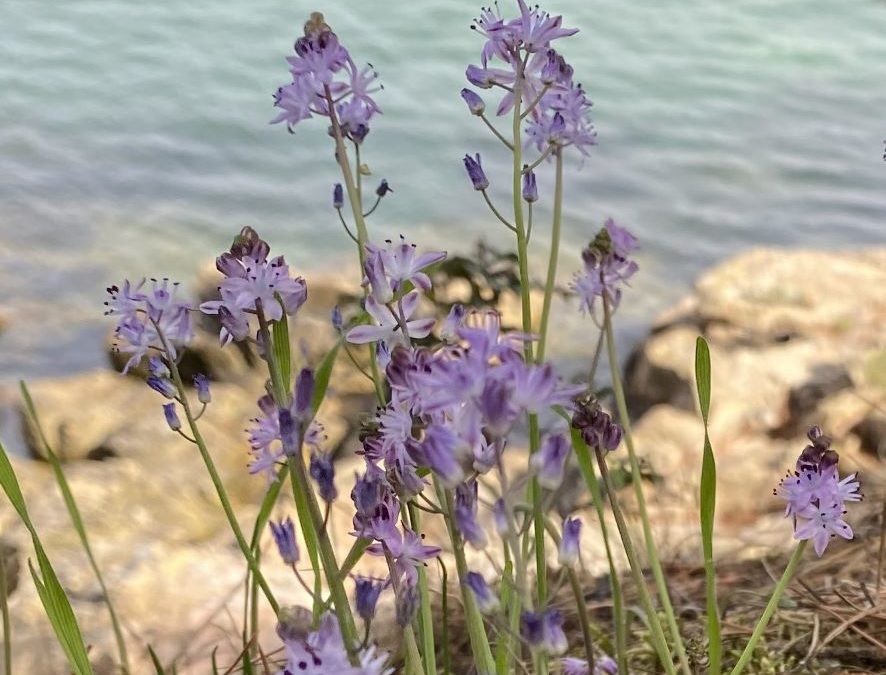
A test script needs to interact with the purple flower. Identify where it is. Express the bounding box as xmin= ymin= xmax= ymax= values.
xmin=572 ymin=398 xmax=623 ymax=451
xmin=294 ymin=367 xmax=315 ymax=420
xmin=278 ymin=612 xmax=392 ymax=675
xmin=492 ymin=498 xmax=510 ymax=536
xmin=364 ymin=236 xmax=446 ymax=298
xmin=558 ymin=517 xmax=582 ymax=568
xmin=272 ymin=17 xmax=382 ymax=140
xmin=461 ymin=88 xmax=486 ymax=115
xmin=571 ymin=219 xmax=639 ymax=315
xmin=106 ymin=278 xmax=193 ymax=372
xmin=530 ymin=433 xmax=570 ymax=489
xmin=776 ymin=426 xmax=862 ymax=557
xmin=561 ymin=656 xmax=618 ymax=675
xmin=346 ymin=290 xmax=436 ymax=350
xmin=246 ymin=394 xmax=326 ymax=482
xmin=421 ymin=423 xmax=466 ymax=488
xmin=354 ymin=576 xmax=385 ymax=622
xmin=521 ymin=609 xmax=568 ymax=656
xmin=193 ymin=374 xmax=211 ymax=404
xmin=465 ymin=572 xmax=499 ymax=614
xmin=395 ymin=579 xmax=420 ymax=627
xmin=162 ymin=402 xmax=181 ymax=431
xmin=310 ymin=452 xmax=337 ymax=503
xmin=200 ymin=228 xmax=307 ymax=345
xmin=269 ymin=517 xmax=299 ymax=565
xmin=463 ymin=153 xmax=490 ymax=191
xmin=366 ymin=528 xmax=441 ymax=586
